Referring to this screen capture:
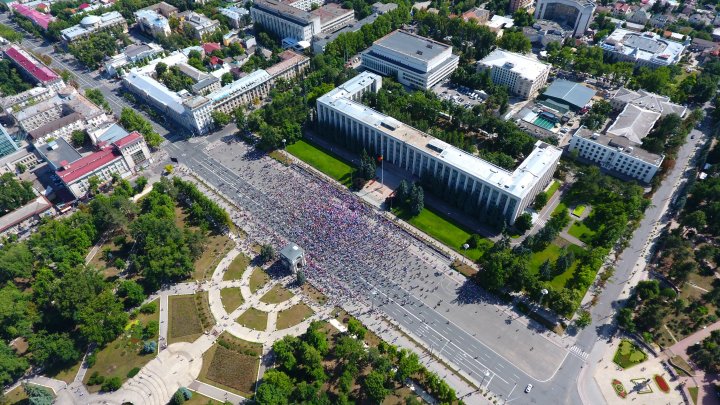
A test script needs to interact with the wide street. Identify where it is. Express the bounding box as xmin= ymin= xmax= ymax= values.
xmin=161 ymin=134 xmax=584 ymax=404
xmin=575 ymin=113 xmax=711 ymax=403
